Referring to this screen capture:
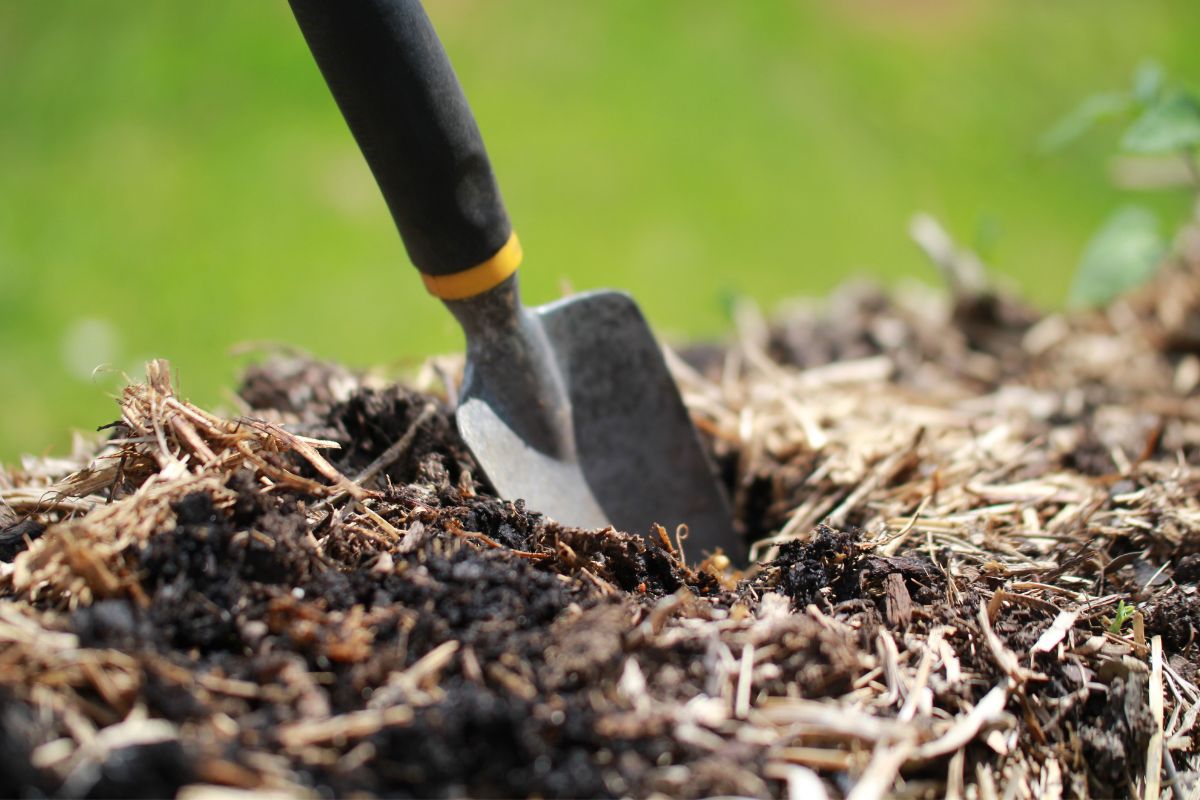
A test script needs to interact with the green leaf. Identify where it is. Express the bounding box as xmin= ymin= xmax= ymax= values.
xmin=1108 ymin=600 xmax=1136 ymax=634
xmin=1068 ymin=206 xmax=1166 ymax=308
xmin=1131 ymin=60 xmax=1164 ymax=106
xmin=1038 ymin=92 xmax=1130 ymax=154
xmin=1121 ymin=91 xmax=1200 ymax=153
